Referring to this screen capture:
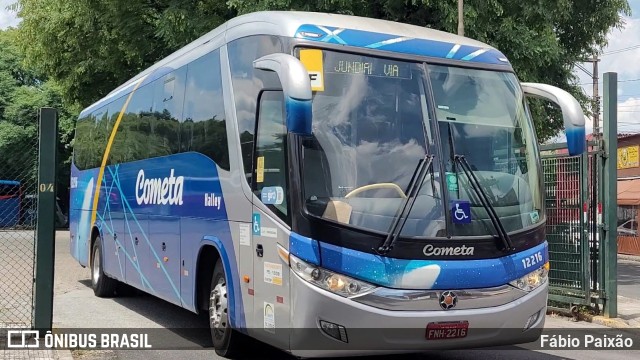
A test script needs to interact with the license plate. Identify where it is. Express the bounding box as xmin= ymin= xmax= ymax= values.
xmin=426 ymin=321 xmax=469 ymax=340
